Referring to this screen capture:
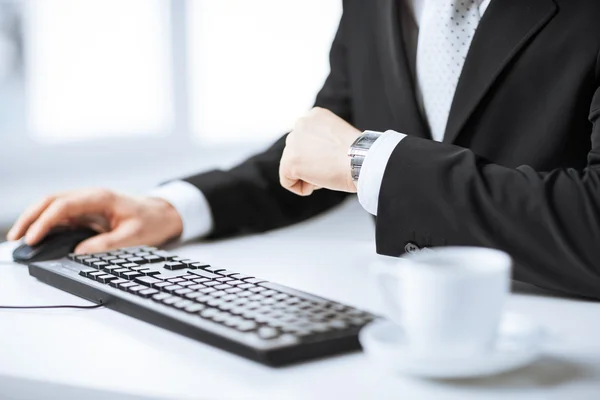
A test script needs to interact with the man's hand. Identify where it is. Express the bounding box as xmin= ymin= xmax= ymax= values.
xmin=279 ymin=107 xmax=361 ymax=196
xmin=7 ymin=189 xmax=183 ymax=254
